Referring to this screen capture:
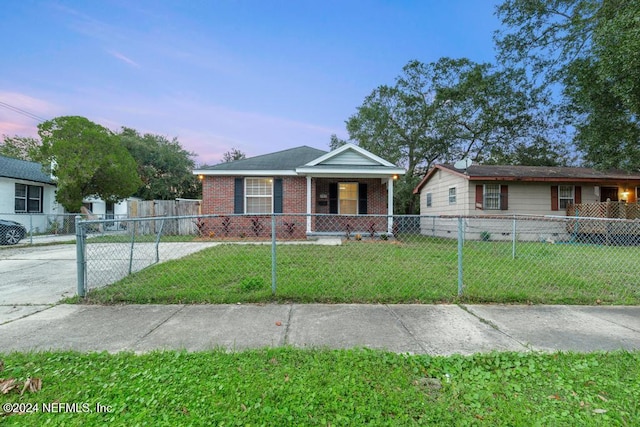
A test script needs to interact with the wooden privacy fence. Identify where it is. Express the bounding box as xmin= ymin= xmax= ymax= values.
xmin=127 ymin=199 xmax=201 ymax=235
